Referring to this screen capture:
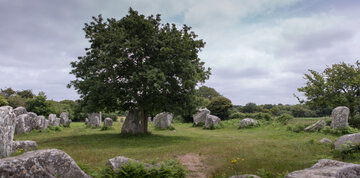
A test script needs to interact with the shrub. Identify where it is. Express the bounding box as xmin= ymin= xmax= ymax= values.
xmin=207 ymin=96 xmax=233 ymax=120
xmin=287 ymin=124 xmax=307 ymax=133
xmin=349 ymin=114 xmax=360 ymax=128
xmin=102 ymin=159 xmax=187 ymax=178
xmin=333 ymin=143 xmax=360 ymax=160
xmin=204 ymin=123 xmax=224 ymax=130
xmin=229 ymin=112 xmax=245 ymax=119
xmin=0 ymin=95 xmax=8 ymax=106
xmin=321 ymin=126 xmax=359 ymax=136
xmin=276 ymin=113 xmax=293 ymax=124
xmin=253 ymin=113 xmax=272 ymax=121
